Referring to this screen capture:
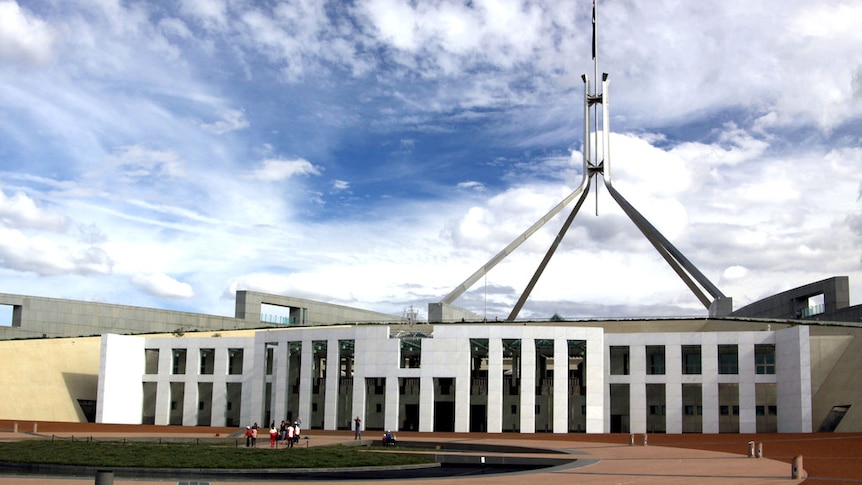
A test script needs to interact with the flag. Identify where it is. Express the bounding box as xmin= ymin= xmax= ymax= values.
xmin=592 ymin=0 xmax=596 ymax=59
